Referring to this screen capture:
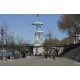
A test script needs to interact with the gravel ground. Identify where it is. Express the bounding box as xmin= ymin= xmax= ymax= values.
xmin=0 ymin=56 xmax=80 ymax=66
